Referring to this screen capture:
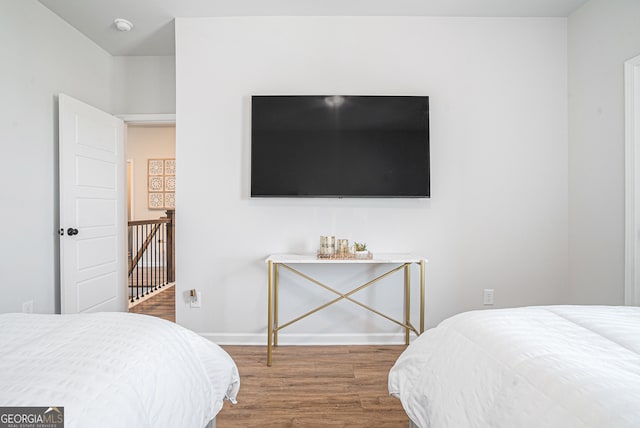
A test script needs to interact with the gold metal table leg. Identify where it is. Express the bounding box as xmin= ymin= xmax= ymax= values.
xmin=404 ymin=263 xmax=410 ymax=345
xmin=274 ymin=263 xmax=279 ymax=347
xmin=420 ymin=259 xmax=425 ymax=334
xmin=267 ymin=260 xmax=273 ymax=366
